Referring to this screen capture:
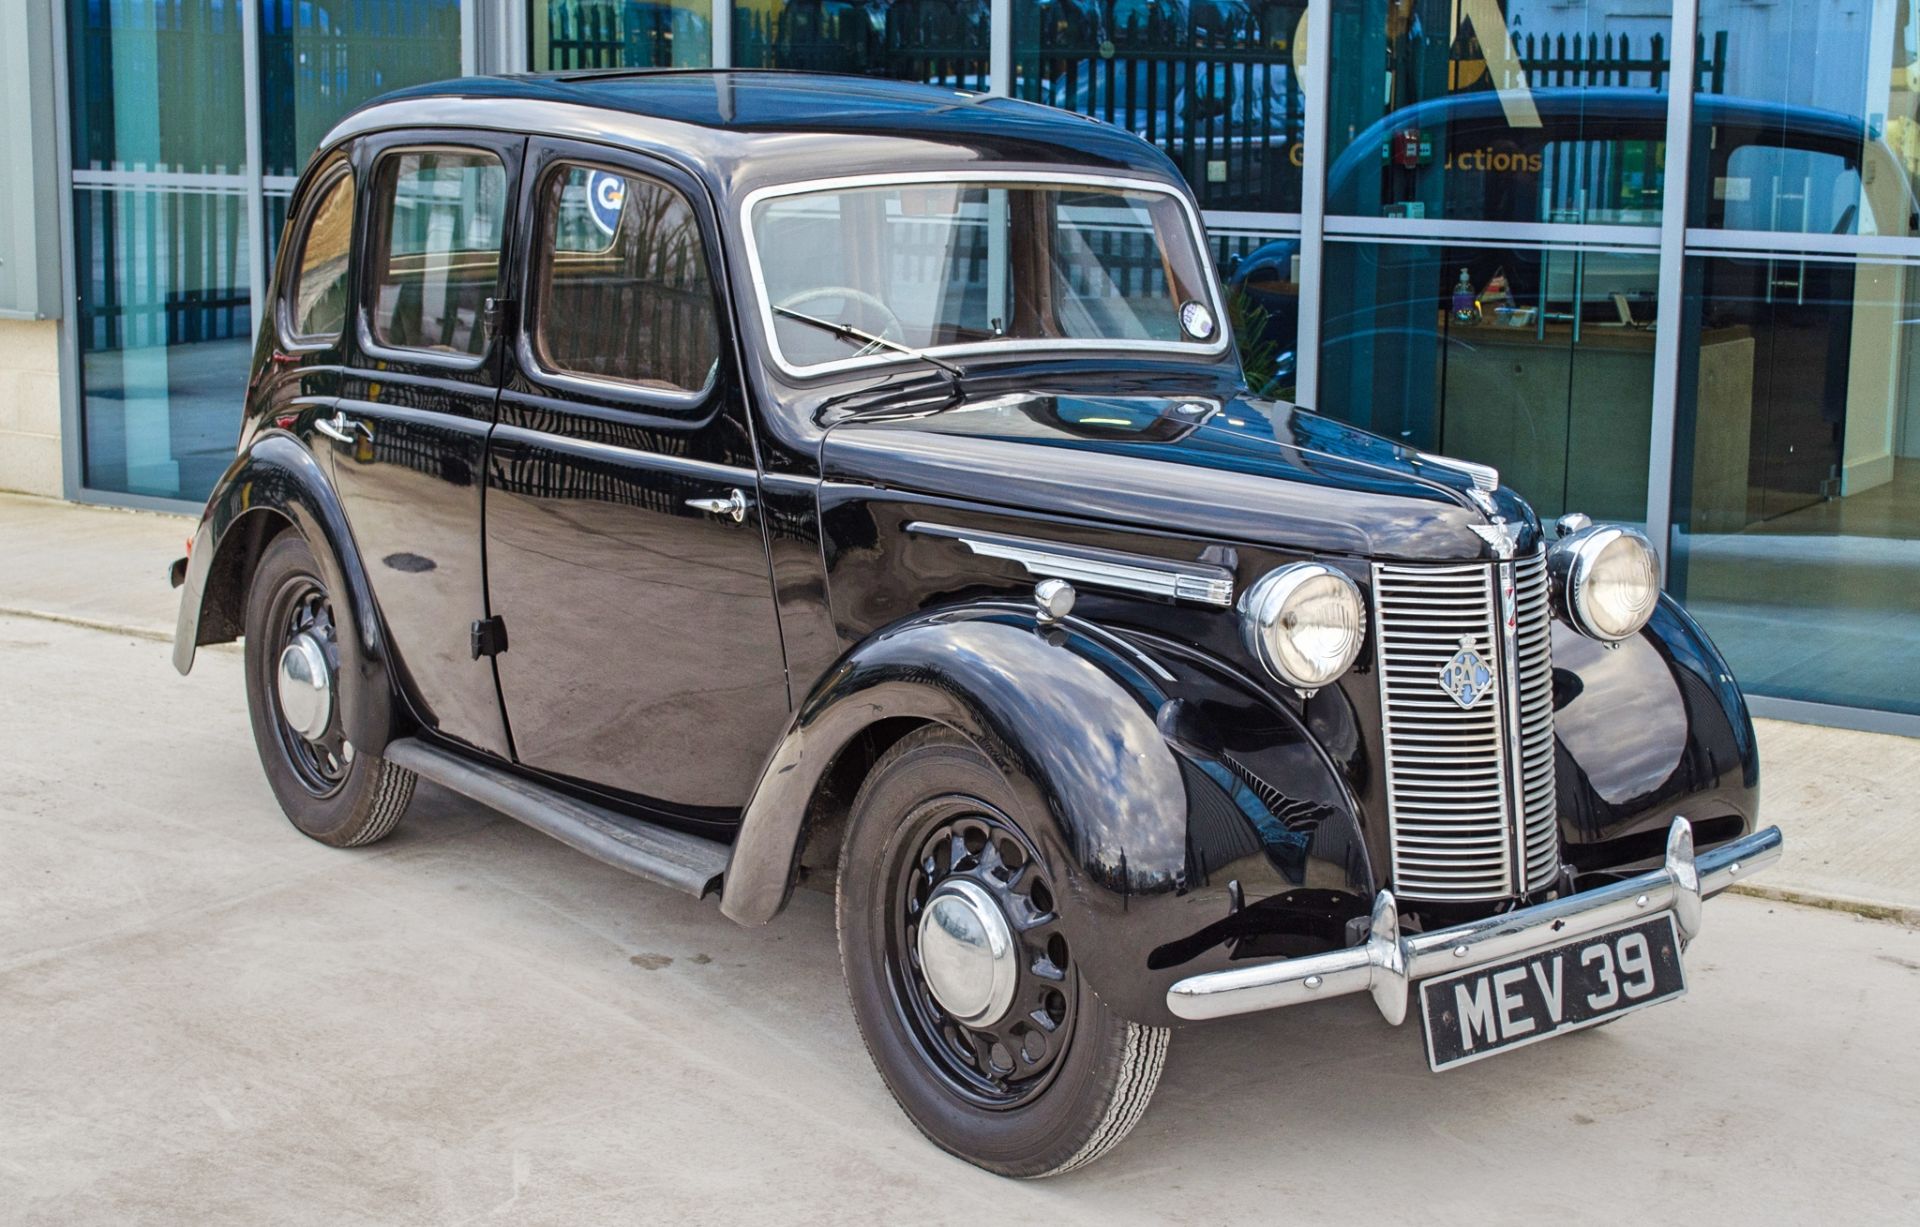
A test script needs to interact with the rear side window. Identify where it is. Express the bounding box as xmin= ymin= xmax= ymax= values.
xmin=370 ymin=149 xmax=509 ymax=356
xmin=285 ymin=169 xmax=353 ymax=342
xmin=532 ymin=163 xmax=720 ymax=394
